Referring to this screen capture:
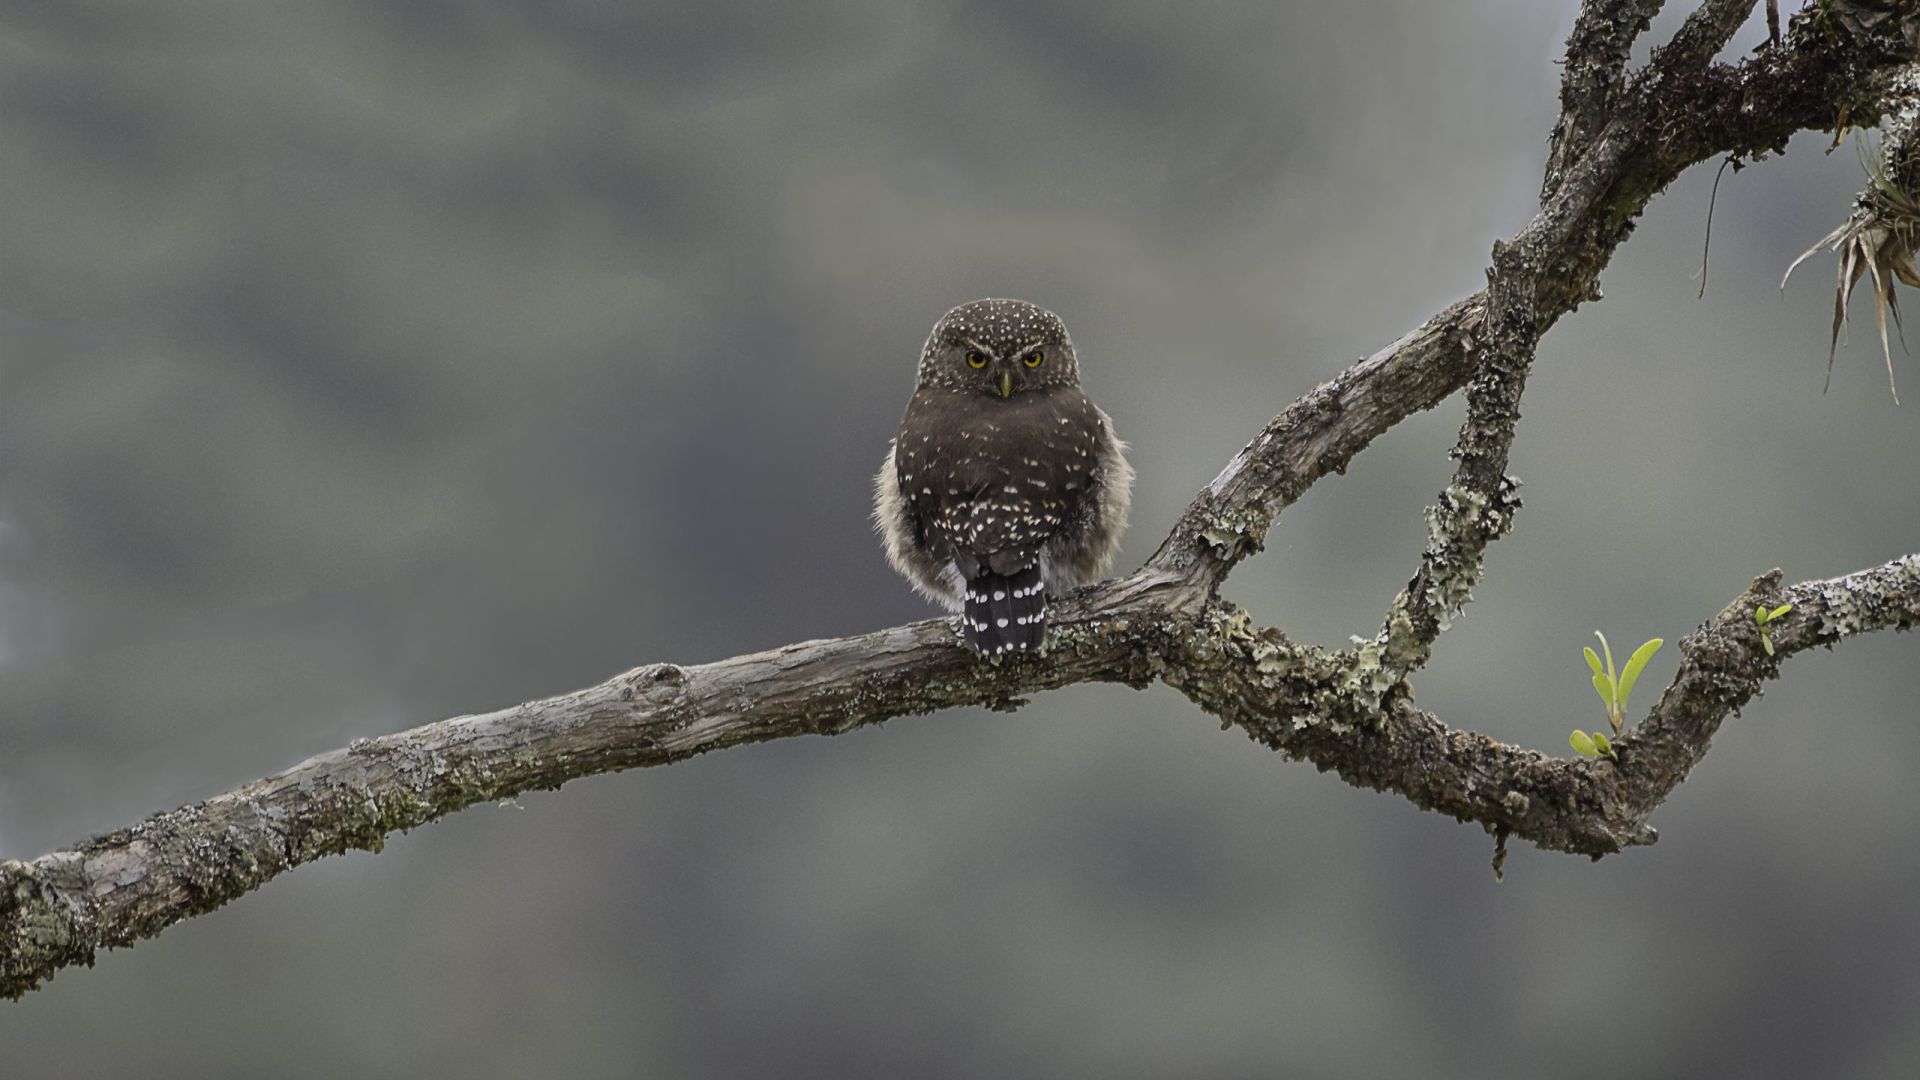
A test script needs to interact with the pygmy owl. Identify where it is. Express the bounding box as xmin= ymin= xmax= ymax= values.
xmin=875 ymin=298 xmax=1133 ymax=654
